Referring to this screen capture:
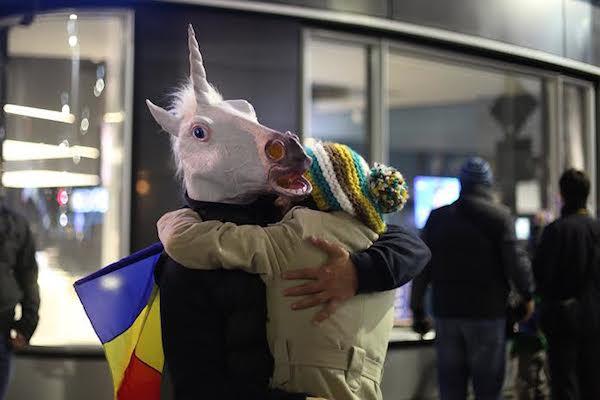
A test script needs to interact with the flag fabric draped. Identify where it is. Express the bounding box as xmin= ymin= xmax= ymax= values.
xmin=74 ymin=242 xmax=165 ymax=400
